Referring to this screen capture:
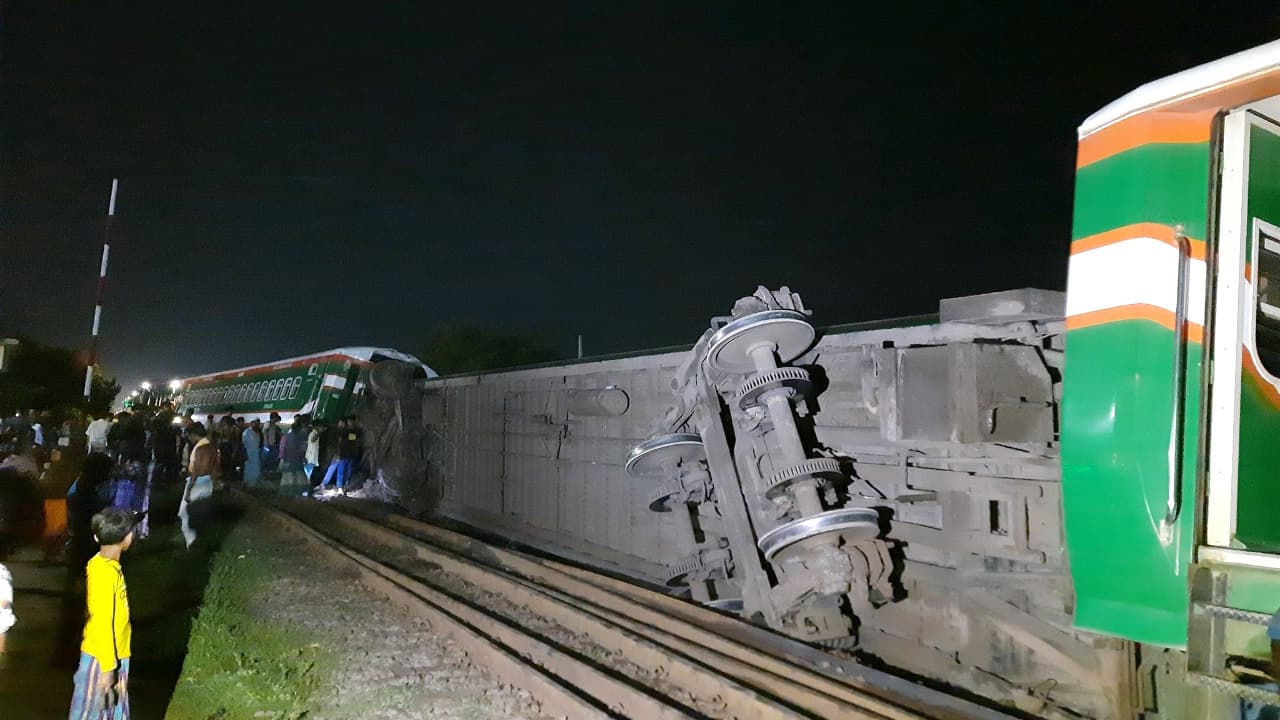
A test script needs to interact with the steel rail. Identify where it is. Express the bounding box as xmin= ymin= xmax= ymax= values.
xmin=288 ymin=498 xmax=906 ymax=719
xmin=302 ymin=503 xmax=833 ymax=719
xmin=358 ymin=503 xmax=1020 ymax=720
xmin=247 ymin=498 xmax=699 ymax=719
